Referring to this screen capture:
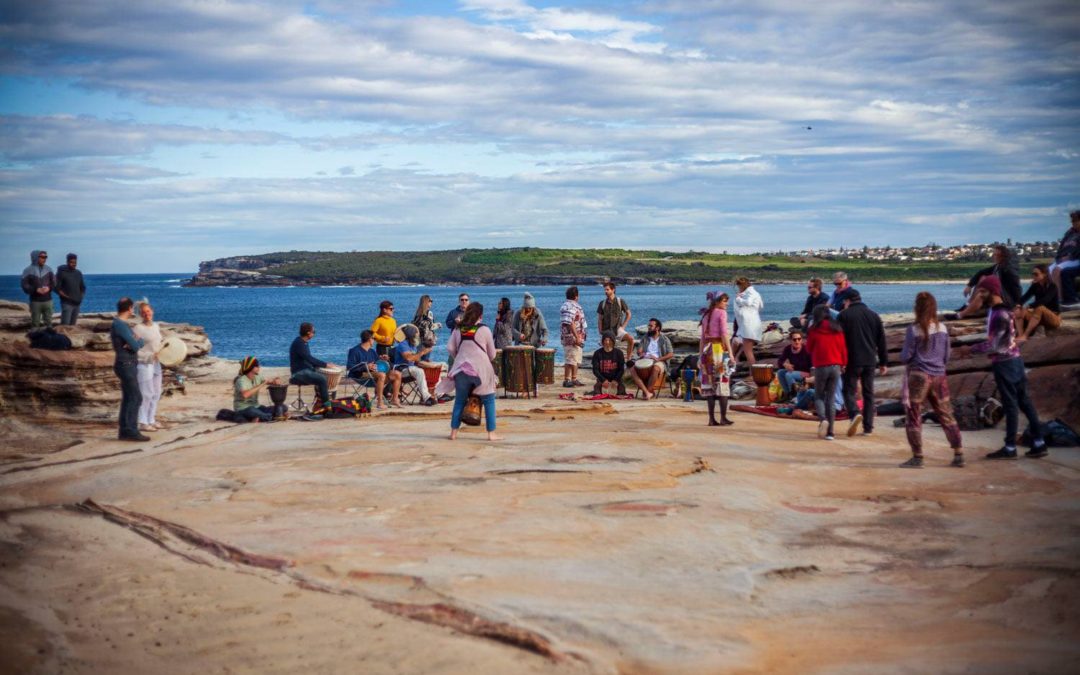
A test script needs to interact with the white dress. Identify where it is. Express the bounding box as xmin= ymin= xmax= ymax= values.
xmin=133 ymin=322 xmax=163 ymax=425
xmin=733 ymin=286 xmax=764 ymax=341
